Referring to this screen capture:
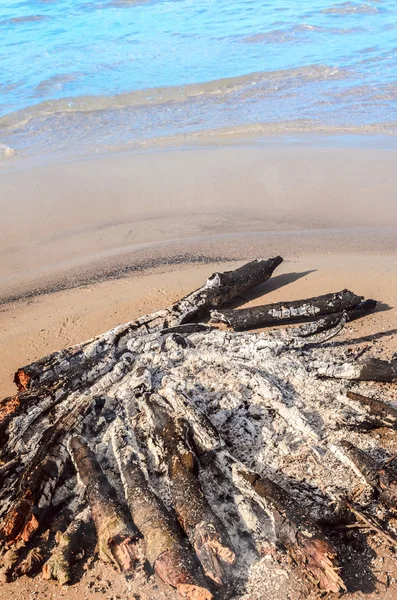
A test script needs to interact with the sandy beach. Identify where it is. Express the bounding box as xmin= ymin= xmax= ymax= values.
xmin=1 ymin=139 xmax=397 ymax=302
xmin=2 ymin=0 xmax=397 ymax=595
xmin=1 ymin=137 xmax=397 ymax=392
xmin=1 ymin=137 xmax=397 ymax=600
